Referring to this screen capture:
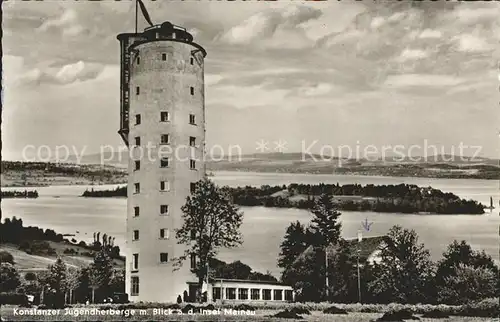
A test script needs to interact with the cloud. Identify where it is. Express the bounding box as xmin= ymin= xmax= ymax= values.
xmin=383 ymin=74 xmax=464 ymax=88
xmin=419 ymin=29 xmax=442 ymax=39
xmin=296 ymin=83 xmax=333 ymax=97
xmin=217 ymin=5 xmax=321 ymax=48
xmin=37 ymin=9 xmax=89 ymax=37
xmin=453 ymin=34 xmax=494 ymax=53
xmin=396 ymin=48 xmax=430 ymax=61
xmin=13 ymin=61 xmax=105 ymax=86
